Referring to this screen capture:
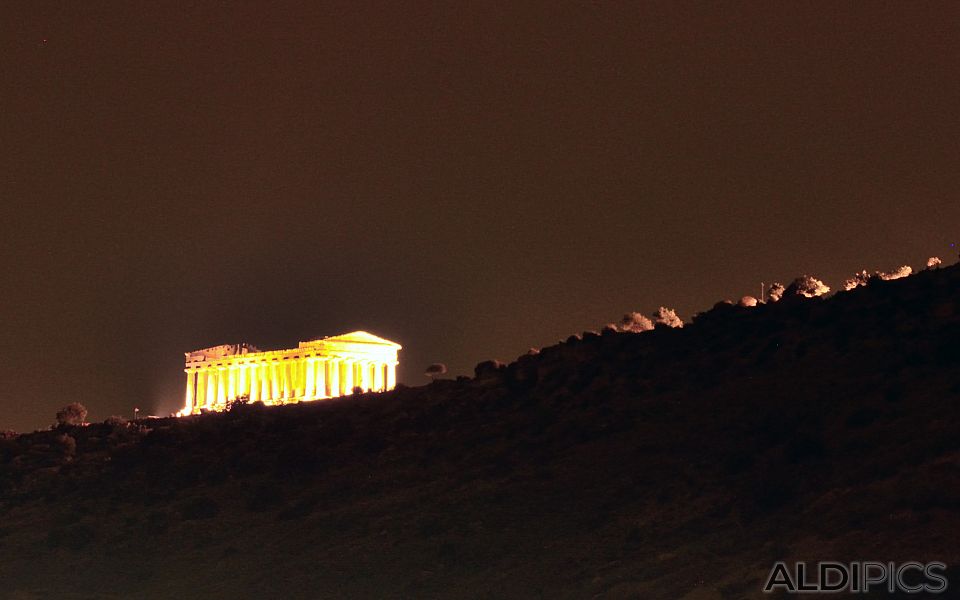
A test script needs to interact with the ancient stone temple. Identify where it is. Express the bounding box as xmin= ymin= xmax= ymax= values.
xmin=179 ymin=331 xmax=401 ymax=415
